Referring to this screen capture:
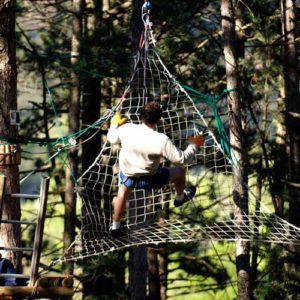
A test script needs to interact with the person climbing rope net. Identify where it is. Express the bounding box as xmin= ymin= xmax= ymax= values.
xmin=107 ymin=101 xmax=205 ymax=237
